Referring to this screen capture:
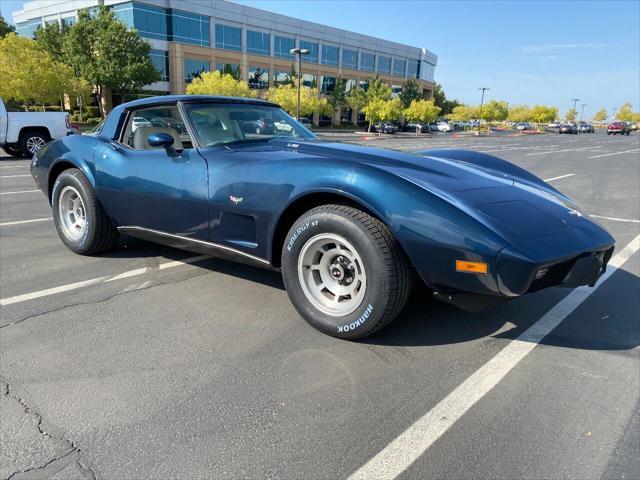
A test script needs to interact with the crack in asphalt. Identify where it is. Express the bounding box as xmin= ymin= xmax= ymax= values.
xmin=2 ymin=382 xmax=97 ymax=480
xmin=0 ymin=269 xmax=215 ymax=329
